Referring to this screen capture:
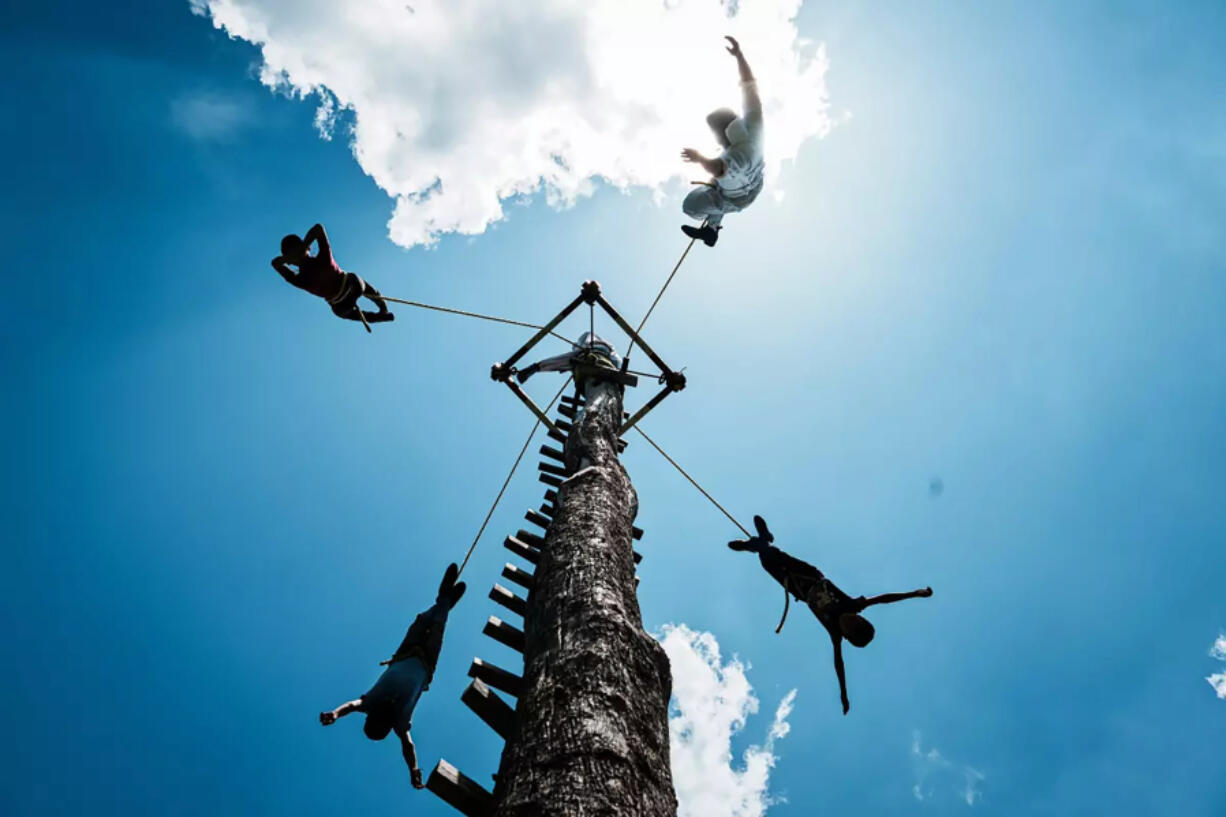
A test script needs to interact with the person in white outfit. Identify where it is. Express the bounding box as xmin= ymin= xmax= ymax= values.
xmin=680 ymin=36 xmax=764 ymax=247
